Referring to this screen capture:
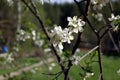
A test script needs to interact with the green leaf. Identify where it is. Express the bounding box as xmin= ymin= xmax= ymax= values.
xmin=63 ymin=51 xmax=71 ymax=58
xmin=95 ymin=50 xmax=98 ymax=56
